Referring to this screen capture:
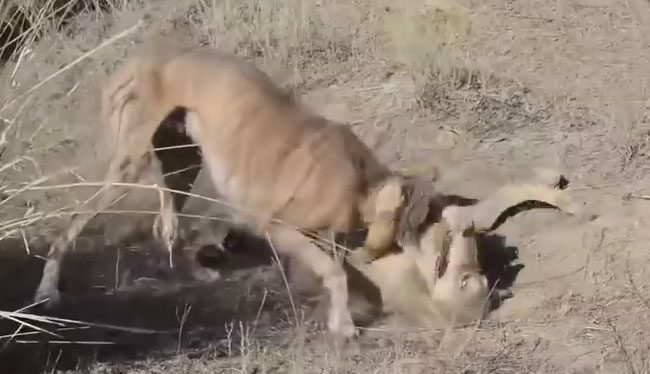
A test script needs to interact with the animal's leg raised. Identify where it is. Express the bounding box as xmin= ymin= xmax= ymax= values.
xmin=266 ymin=224 xmax=356 ymax=338
xmin=356 ymin=177 xmax=404 ymax=263
xmin=402 ymin=220 xmax=450 ymax=294
xmin=432 ymin=208 xmax=489 ymax=323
